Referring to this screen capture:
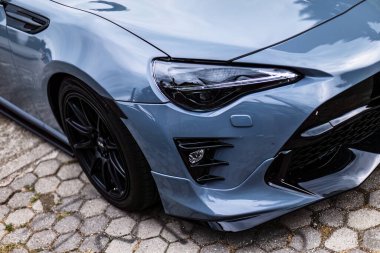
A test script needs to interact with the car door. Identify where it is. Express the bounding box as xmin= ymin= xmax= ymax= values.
xmin=0 ymin=1 xmax=51 ymax=120
xmin=0 ymin=2 xmax=18 ymax=102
